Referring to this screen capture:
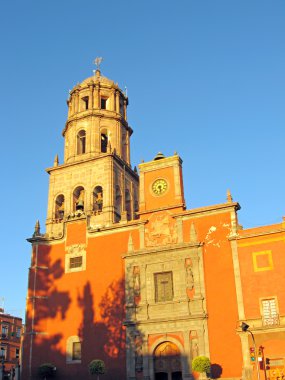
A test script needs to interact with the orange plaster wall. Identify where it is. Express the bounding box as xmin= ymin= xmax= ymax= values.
xmin=183 ymin=211 xmax=243 ymax=378
xmin=25 ymin=223 xmax=141 ymax=380
xmin=238 ymin=234 xmax=285 ymax=318
xmin=66 ymin=220 xmax=86 ymax=245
